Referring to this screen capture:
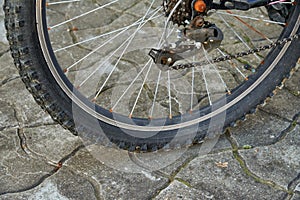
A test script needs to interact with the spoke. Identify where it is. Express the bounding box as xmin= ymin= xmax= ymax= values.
xmin=201 ymin=64 xmax=212 ymax=106
xmin=54 ymin=7 xmax=163 ymax=52
xmin=93 ymin=0 xmax=156 ymax=101
xmin=216 ymin=11 xmax=286 ymax=26
xmin=147 ymin=4 xmax=178 ymax=119
xmin=226 ymin=10 xmax=273 ymax=43
xmin=159 ymin=0 xmax=182 ymax=47
xmin=149 ymin=70 xmax=162 ymax=119
xmin=164 ymin=0 xmax=182 ymax=27
xmin=269 ymin=0 xmax=295 ymax=5
xmin=46 ymin=0 xmax=80 ymax=6
xmin=190 ymin=67 xmax=195 ymax=113
xmin=77 ymin=33 xmax=134 ymax=89
xmin=110 ymin=59 xmax=152 ymax=112
xmin=202 ymin=46 xmax=229 ymax=94
xmin=217 ymin=48 xmax=248 ymax=82
xmin=92 ymin=36 xmax=137 ymax=100
xmin=46 ymin=0 xmax=286 ymax=120
xmin=218 ymin=14 xmax=261 ymax=61
xmin=66 ymin=26 xmax=128 ymax=73
xmin=129 ymin=62 xmax=153 ymax=118
xmin=66 ymin=5 xmax=161 ymax=73
xmin=155 ymin=23 xmax=175 ymax=50
xmin=49 ymin=0 xmax=119 ymax=29
xmin=167 ymin=71 xmax=172 ymax=119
